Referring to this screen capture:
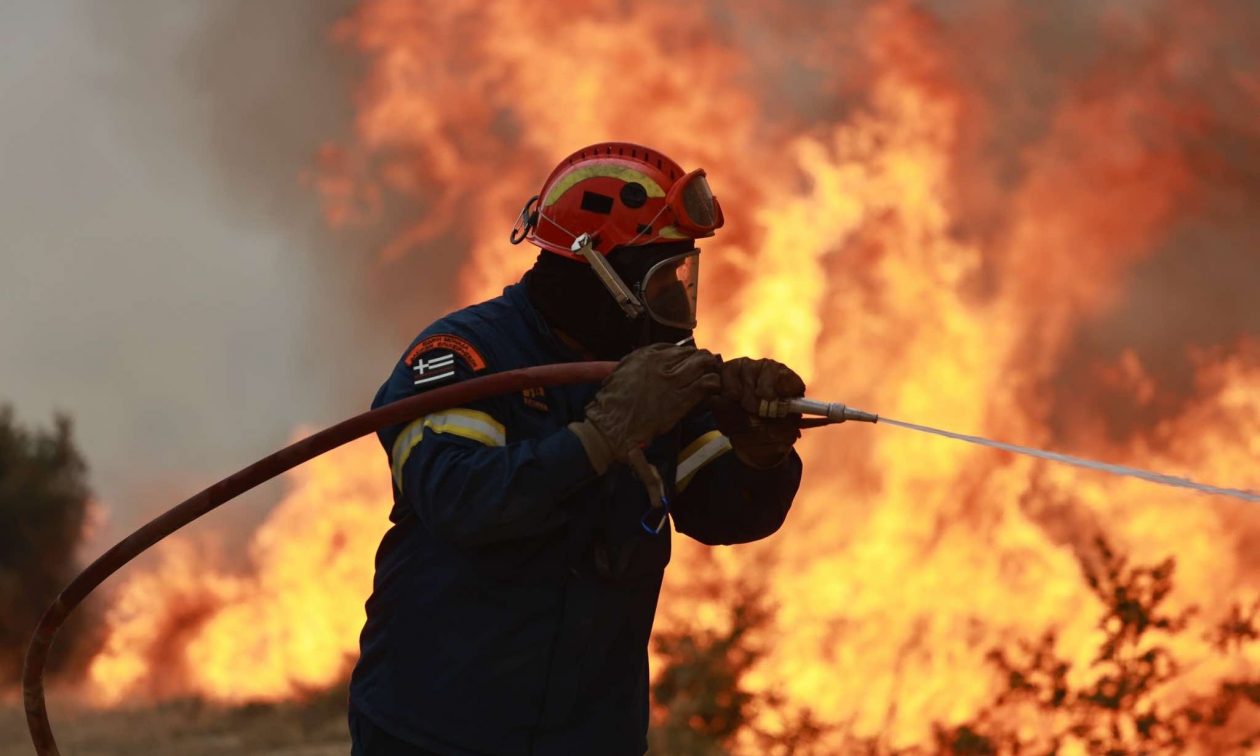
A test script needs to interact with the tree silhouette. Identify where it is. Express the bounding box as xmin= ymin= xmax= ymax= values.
xmin=934 ymin=536 xmax=1260 ymax=754
xmin=649 ymin=580 xmax=828 ymax=754
xmin=0 ymin=405 xmax=98 ymax=687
